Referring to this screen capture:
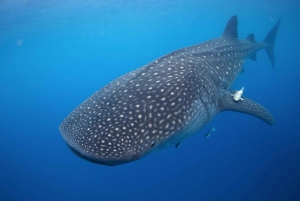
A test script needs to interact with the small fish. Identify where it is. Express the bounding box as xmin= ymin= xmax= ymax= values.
xmin=204 ymin=127 xmax=216 ymax=138
xmin=232 ymin=87 xmax=244 ymax=101
xmin=175 ymin=142 xmax=181 ymax=148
